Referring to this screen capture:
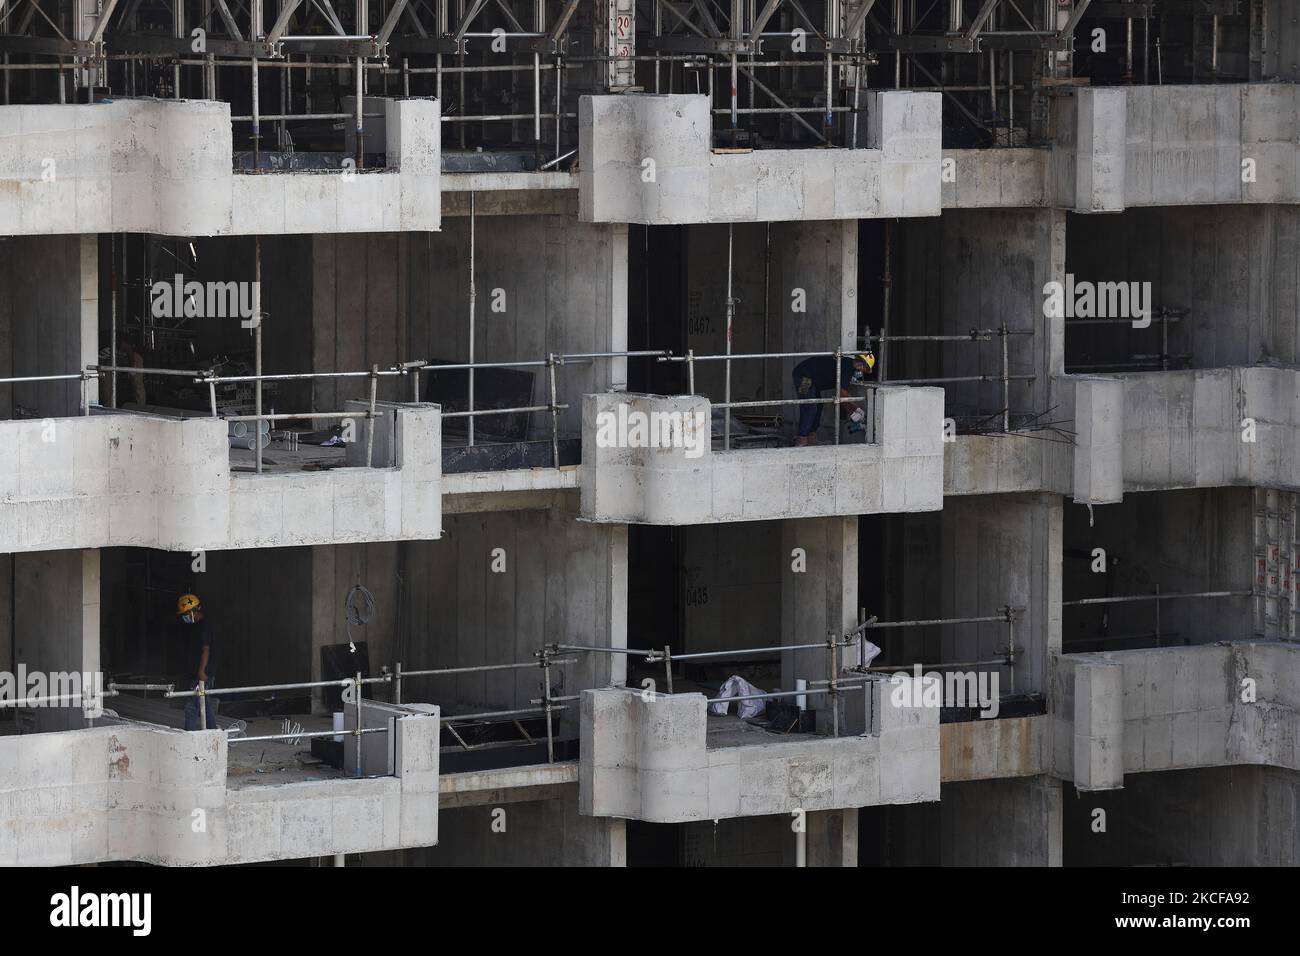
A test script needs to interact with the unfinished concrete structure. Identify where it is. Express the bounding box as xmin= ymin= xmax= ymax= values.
xmin=2 ymin=1 xmax=1299 ymax=867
